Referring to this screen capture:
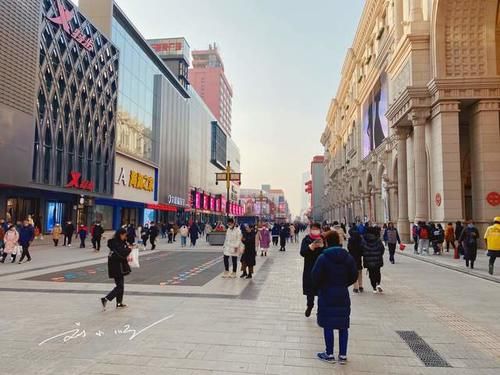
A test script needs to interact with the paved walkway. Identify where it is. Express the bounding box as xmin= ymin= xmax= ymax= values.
xmin=0 ymin=239 xmax=499 ymax=374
